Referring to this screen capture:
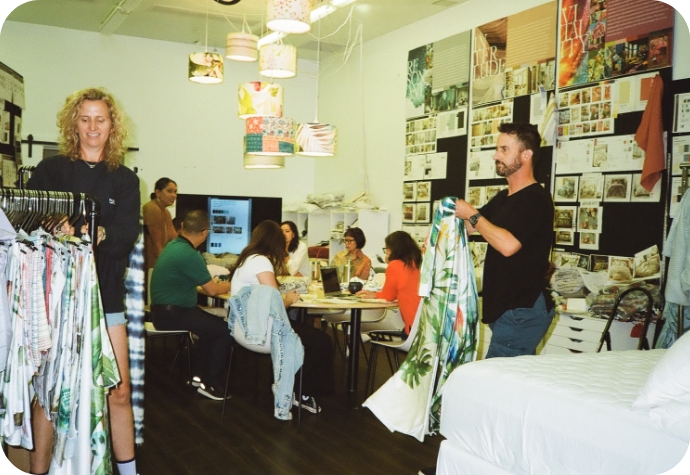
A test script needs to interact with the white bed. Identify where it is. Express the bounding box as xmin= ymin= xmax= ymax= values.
xmin=438 ymin=342 xmax=690 ymax=475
